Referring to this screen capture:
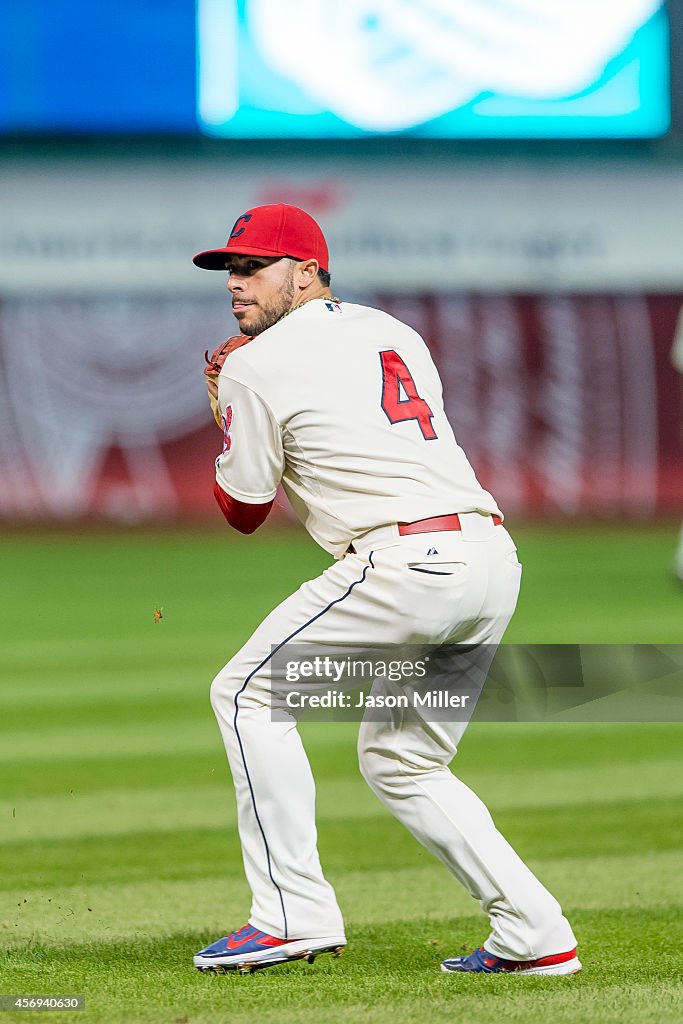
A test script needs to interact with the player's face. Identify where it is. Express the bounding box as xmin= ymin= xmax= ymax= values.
xmin=225 ymin=255 xmax=297 ymax=336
